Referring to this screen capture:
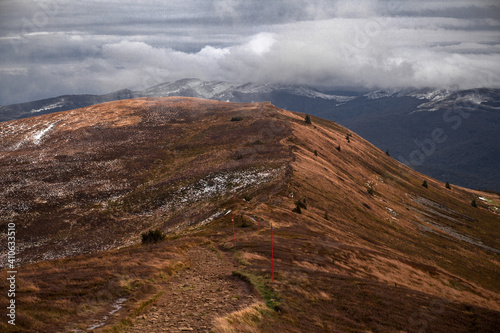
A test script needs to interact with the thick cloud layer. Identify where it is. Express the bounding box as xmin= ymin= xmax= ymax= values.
xmin=0 ymin=0 xmax=499 ymax=105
